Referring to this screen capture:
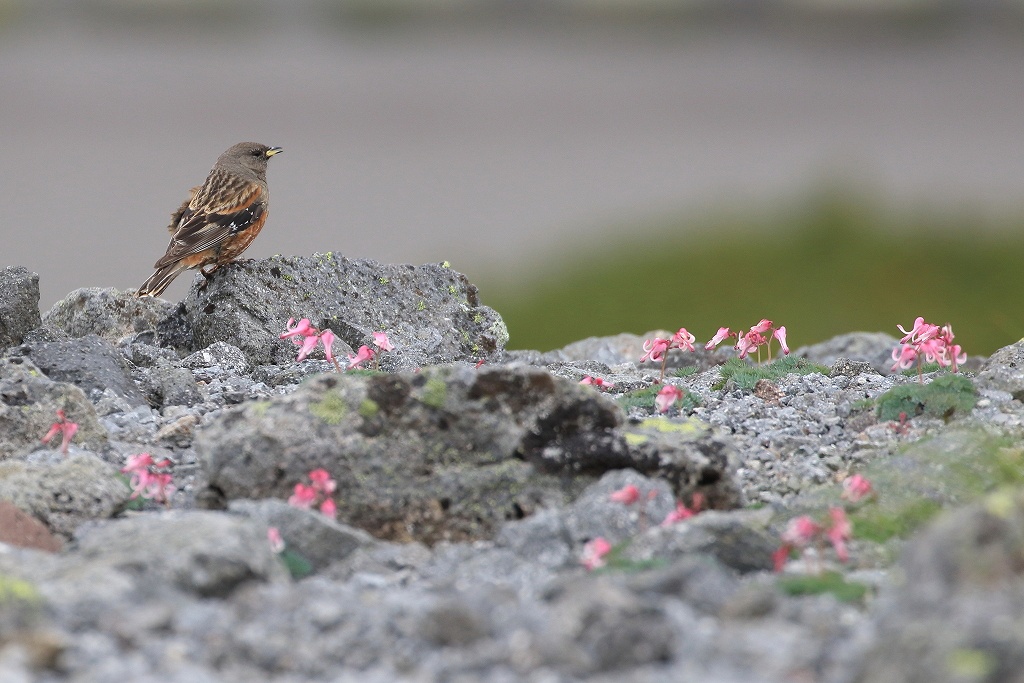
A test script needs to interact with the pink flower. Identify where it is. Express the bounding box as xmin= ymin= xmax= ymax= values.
xmin=735 ymin=334 xmax=759 ymax=360
xmin=41 ymin=409 xmax=78 ymax=455
xmin=890 ymin=344 xmax=918 ymax=371
xmin=781 ymin=516 xmax=820 ymax=547
xmin=705 ymin=327 xmax=733 ymax=350
xmin=773 ymin=326 xmax=790 ymax=355
xmin=319 ymin=329 xmax=336 ymax=362
xmin=609 ymin=484 xmax=641 ymax=505
xmin=308 ymin=468 xmax=337 ymax=495
xmin=841 ymin=474 xmax=873 ymax=503
xmin=280 ymin=317 xmax=317 ymax=340
xmin=319 ymin=498 xmax=337 ymax=519
xmin=671 ymin=328 xmax=696 ymax=353
xmin=655 ymin=385 xmax=684 ymax=413
xmin=267 ymin=527 xmax=285 ymax=554
xmin=660 ymin=493 xmax=703 ymax=526
xmin=897 ymin=316 xmax=939 ymax=344
xmin=295 ymin=333 xmax=320 ymax=362
xmin=772 ymin=545 xmax=793 ymax=572
xmin=373 ymin=331 xmax=395 ymax=352
xmin=121 ymin=453 xmax=174 ymax=504
xmin=580 ymin=537 xmax=612 ymax=570
xmin=947 ymin=344 xmax=967 ymax=372
xmin=750 ymin=319 xmax=773 ymax=334
xmin=288 ymin=483 xmax=318 ymax=508
xmin=346 ymin=345 xmax=376 ymax=369
xmin=640 ymin=337 xmax=671 ymax=363
xmin=580 ymin=376 xmax=615 ymax=390
xmin=826 ymin=507 xmax=852 ymax=562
